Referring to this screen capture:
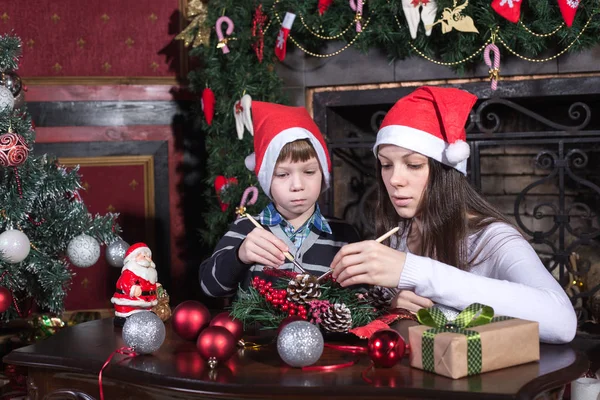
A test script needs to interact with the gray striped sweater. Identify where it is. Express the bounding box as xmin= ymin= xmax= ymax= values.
xmin=198 ymin=216 xmax=361 ymax=297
